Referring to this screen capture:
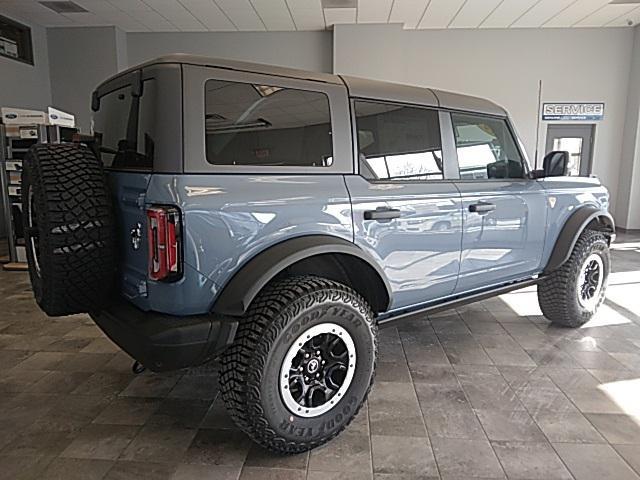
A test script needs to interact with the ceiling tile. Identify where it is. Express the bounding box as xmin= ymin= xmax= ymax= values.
xmin=73 ymin=0 xmax=119 ymax=13
xmin=252 ymin=0 xmax=295 ymax=30
xmin=357 ymin=0 xmax=393 ymax=23
xmin=4 ymin=8 xmax=75 ymax=26
xmin=141 ymin=0 xmax=208 ymax=31
xmin=388 ymin=0 xmax=428 ymax=29
xmin=511 ymin=0 xmax=576 ymax=28
xmin=214 ymin=0 xmax=265 ymax=30
xmin=480 ymin=0 xmax=539 ymax=28
xmin=100 ymin=10 xmax=149 ymax=31
xmin=2 ymin=0 xmax=50 ymax=14
xmin=288 ymin=0 xmax=325 ymax=30
xmin=30 ymin=14 xmax=77 ymax=26
xmin=449 ymin=0 xmax=503 ymax=28
xmin=143 ymin=0 xmax=185 ymax=11
xmin=543 ymin=0 xmax=610 ymax=27
xmin=9 ymin=0 xmax=636 ymax=31
xmin=108 ymin=0 xmax=153 ymax=11
xmin=179 ymin=0 xmax=236 ymax=31
xmin=575 ymin=3 xmax=638 ymax=26
xmin=607 ymin=5 xmax=640 ymax=26
xmin=324 ymin=7 xmax=356 ymax=26
xmin=62 ymin=11 xmax=112 ymax=25
xmin=419 ymin=0 xmax=467 ymax=29
xmin=127 ymin=8 xmax=179 ymax=30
